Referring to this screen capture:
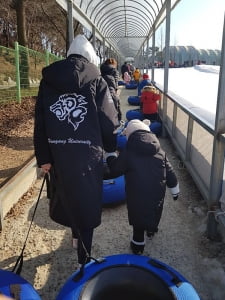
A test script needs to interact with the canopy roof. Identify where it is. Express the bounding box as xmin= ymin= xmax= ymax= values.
xmin=57 ymin=0 xmax=180 ymax=60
